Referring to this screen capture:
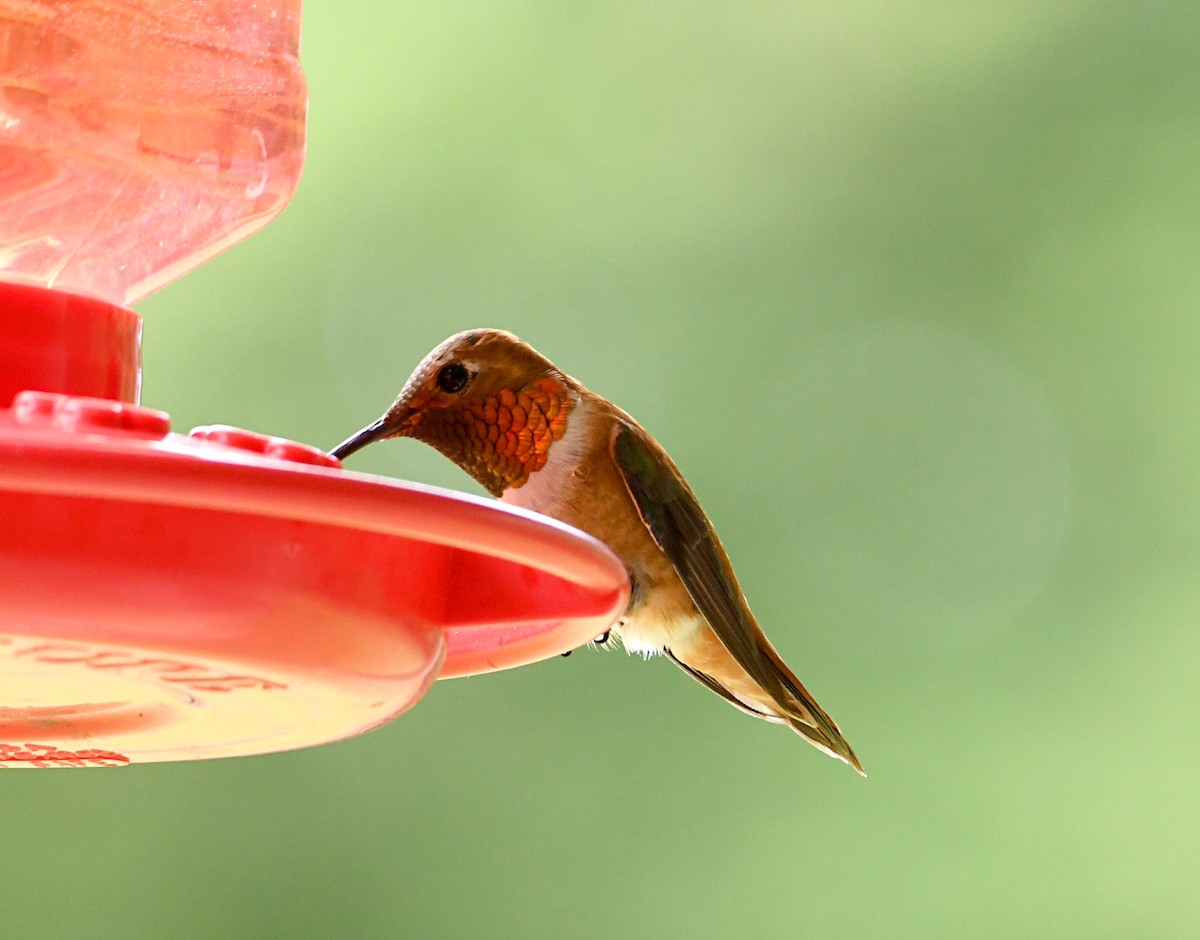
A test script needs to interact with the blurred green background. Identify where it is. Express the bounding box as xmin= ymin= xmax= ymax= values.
xmin=7 ymin=2 xmax=1200 ymax=937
